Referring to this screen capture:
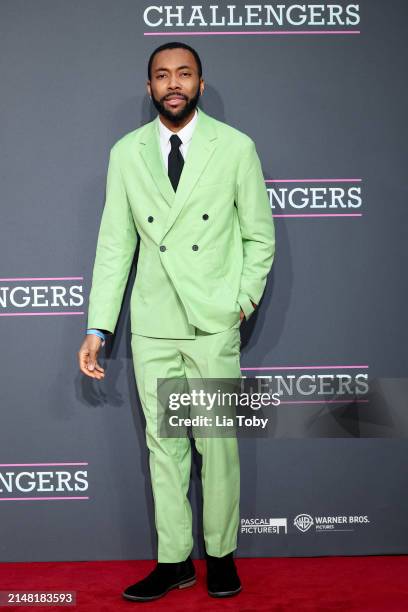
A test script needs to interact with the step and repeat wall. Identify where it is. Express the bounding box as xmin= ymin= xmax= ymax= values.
xmin=1 ymin=1 xmax=407 ymax=561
